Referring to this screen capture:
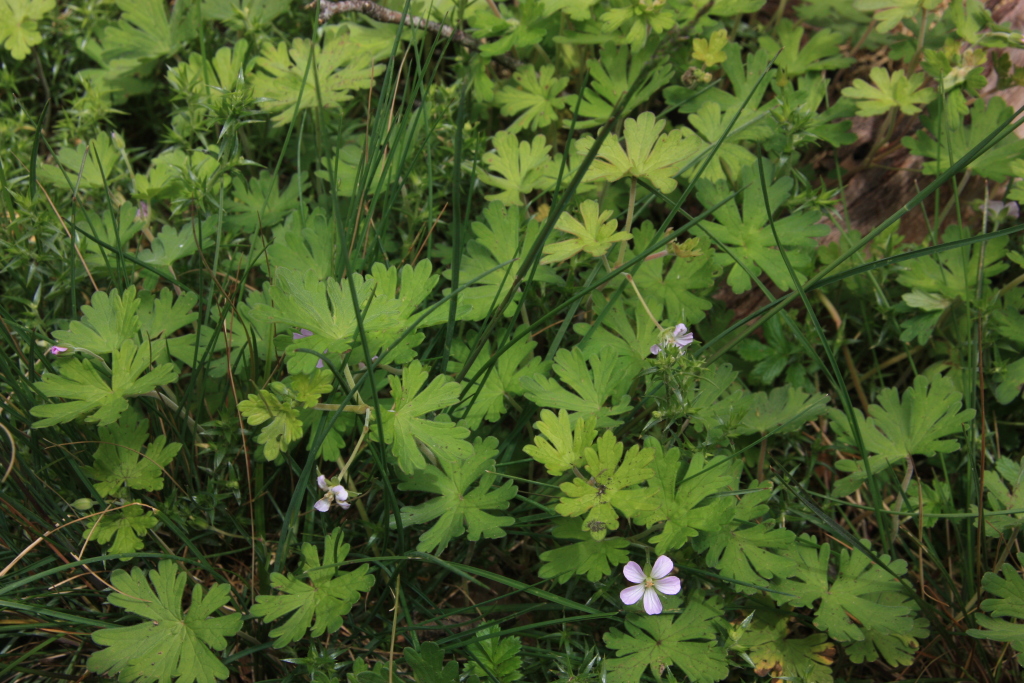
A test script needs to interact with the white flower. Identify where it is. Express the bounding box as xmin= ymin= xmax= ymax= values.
xmin=619 ymin=556 xmax=681 ymax=615
xmin=650 ymin=323 xmax=694 ymax=356
xmin=314 ymin=474 xmax=350 ymax=512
